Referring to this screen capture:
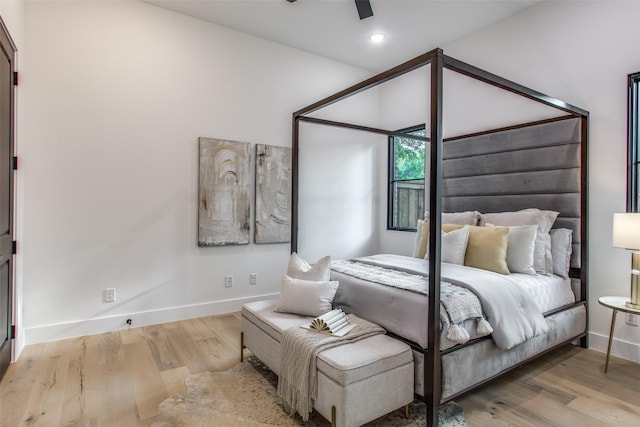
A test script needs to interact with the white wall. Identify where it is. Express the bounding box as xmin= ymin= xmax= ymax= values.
xmin=442 ymin=0 xmax=640 ymax=362
xmin=295 ymin=81 xmax=383 ymax=261
xmin=0 ymin=1 xmax=23 ymax=48
xmin=19 ymin=0 xmax=371 ymax=346
xmin=297 ymin=123 xmax=384 ymax=261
